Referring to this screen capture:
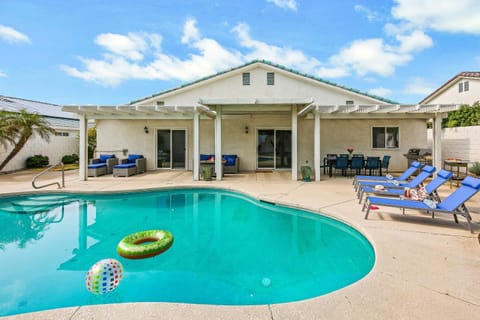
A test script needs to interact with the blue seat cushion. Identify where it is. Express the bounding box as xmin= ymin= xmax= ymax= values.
xmin=114 ymin=163 xmax=137 ymax=169
xmin=99 ymin=154 xmax=115 ymax=163
xmin=222 ymin=154 xmax=237 ymax=166
xmin=88 ymin=163 xmax=107 ymax=169
xmin=128 ymin=154 xmax=143 ymax=163
xmin=200 ymin=154 xmax=214 ymax=161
